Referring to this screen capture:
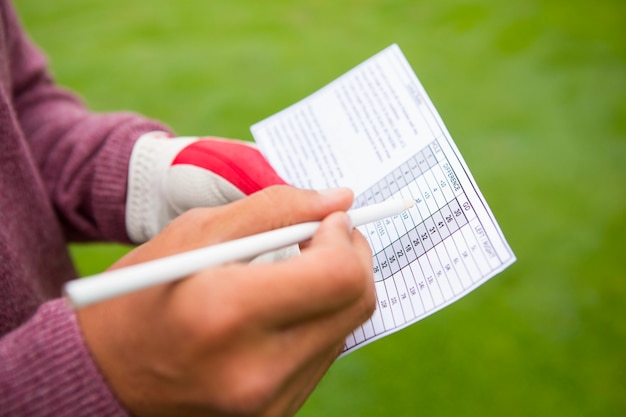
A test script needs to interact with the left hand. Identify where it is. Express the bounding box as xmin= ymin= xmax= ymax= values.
xmin=125 ymin=132 xmax=287 ymax=243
